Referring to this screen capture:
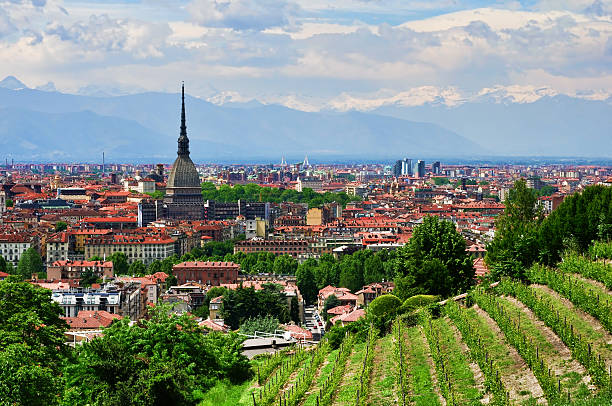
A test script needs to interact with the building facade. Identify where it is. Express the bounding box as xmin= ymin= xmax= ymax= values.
xmin=47 ymin=260 xmax=114 ymax=280
xmin=172 ymin=261 xmax=240 ymax=285
xmin=84 ymin=235 xmax=175 ymax=265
